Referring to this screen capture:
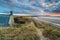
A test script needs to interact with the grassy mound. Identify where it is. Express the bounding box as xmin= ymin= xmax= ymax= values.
xmin=0 ymin=26 xmax=40 ymax=40
xmin=39 ymin=22 xmax=60 ymax=40
xmin=0 ymin=17 xmax=40 ymax=40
